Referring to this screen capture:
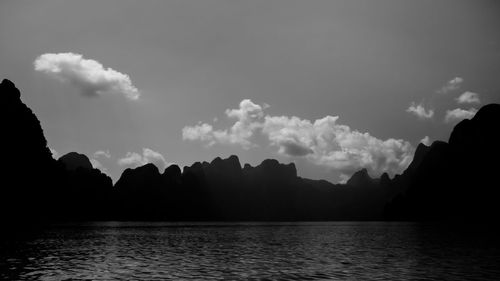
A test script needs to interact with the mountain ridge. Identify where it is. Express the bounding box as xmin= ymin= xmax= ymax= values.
xmin=2 ymin=78 xmax=498 ymax=222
